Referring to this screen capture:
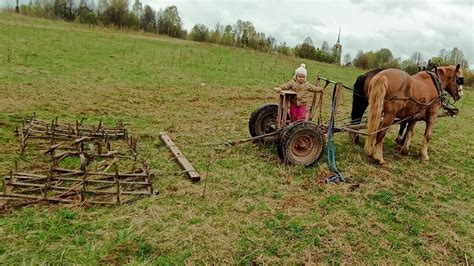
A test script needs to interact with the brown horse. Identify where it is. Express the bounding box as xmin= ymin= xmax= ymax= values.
xmin=350 ymin=68 xmax=409 ymax=145
xmin=365 ymin=65 xmax=464 ymax=164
